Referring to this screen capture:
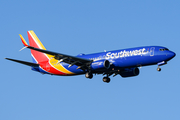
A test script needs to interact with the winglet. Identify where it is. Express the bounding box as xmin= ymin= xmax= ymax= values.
xmin=19 ymin=34 xmax=28 ymax=47
xmin=19 ymin=34 xmax=29 ymax=51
